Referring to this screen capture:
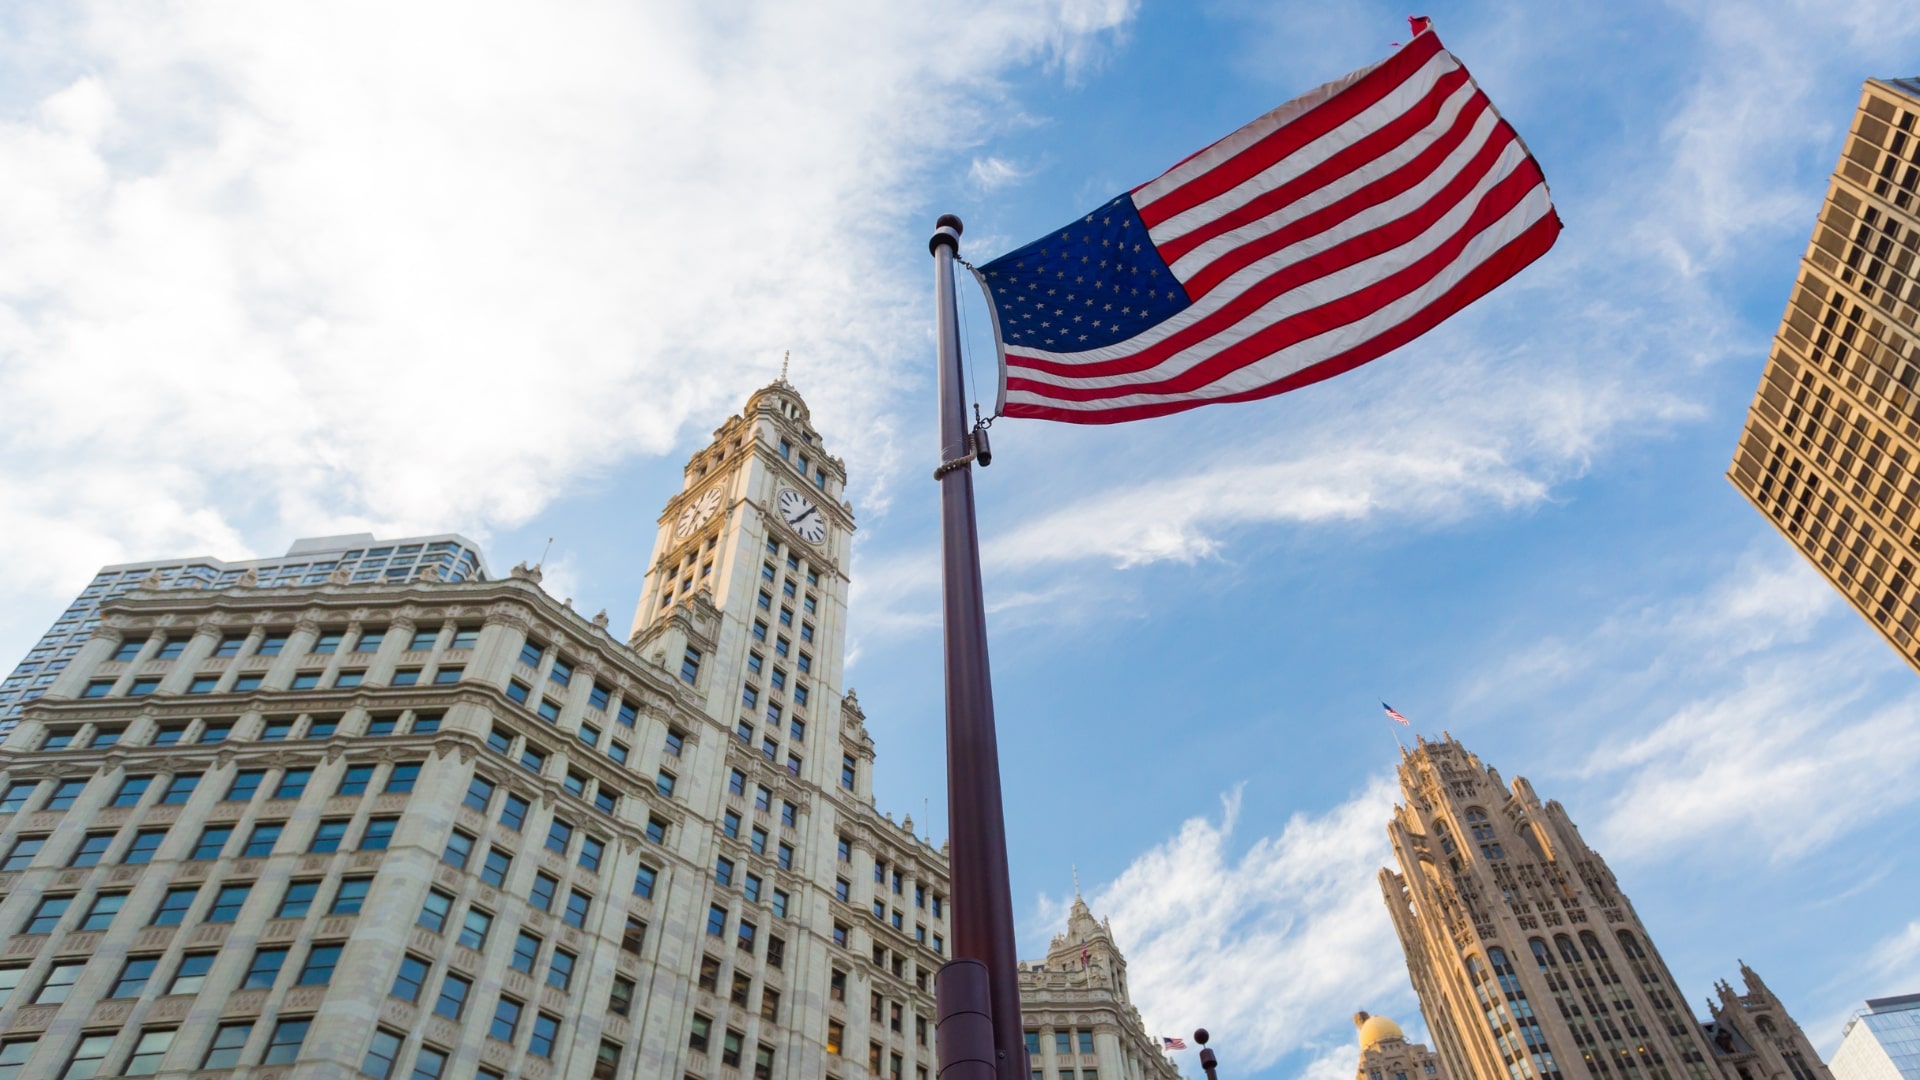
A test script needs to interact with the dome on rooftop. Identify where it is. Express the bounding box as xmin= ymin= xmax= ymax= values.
xmin=1355 ymin=1013 xmax=1405 ymax=1051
